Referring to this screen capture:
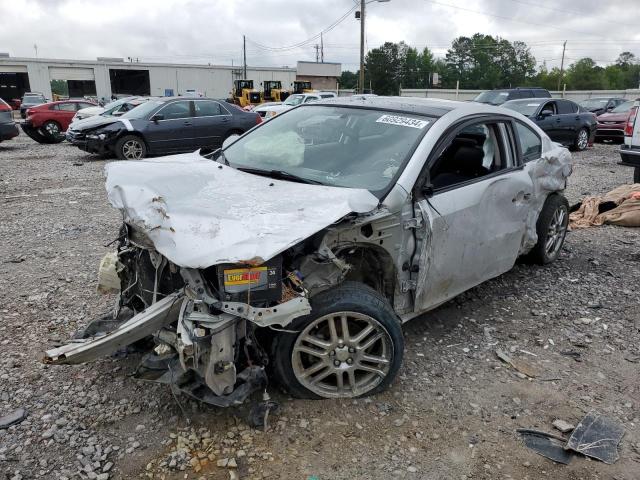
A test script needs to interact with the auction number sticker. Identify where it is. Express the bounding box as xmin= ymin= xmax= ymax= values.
xmin=376 ymin=114 xmax=430 ymax=129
